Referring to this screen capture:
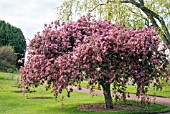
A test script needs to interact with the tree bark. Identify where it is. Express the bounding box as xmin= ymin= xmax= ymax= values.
xmin=102 ymin=84 xmax=114 ymax=109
